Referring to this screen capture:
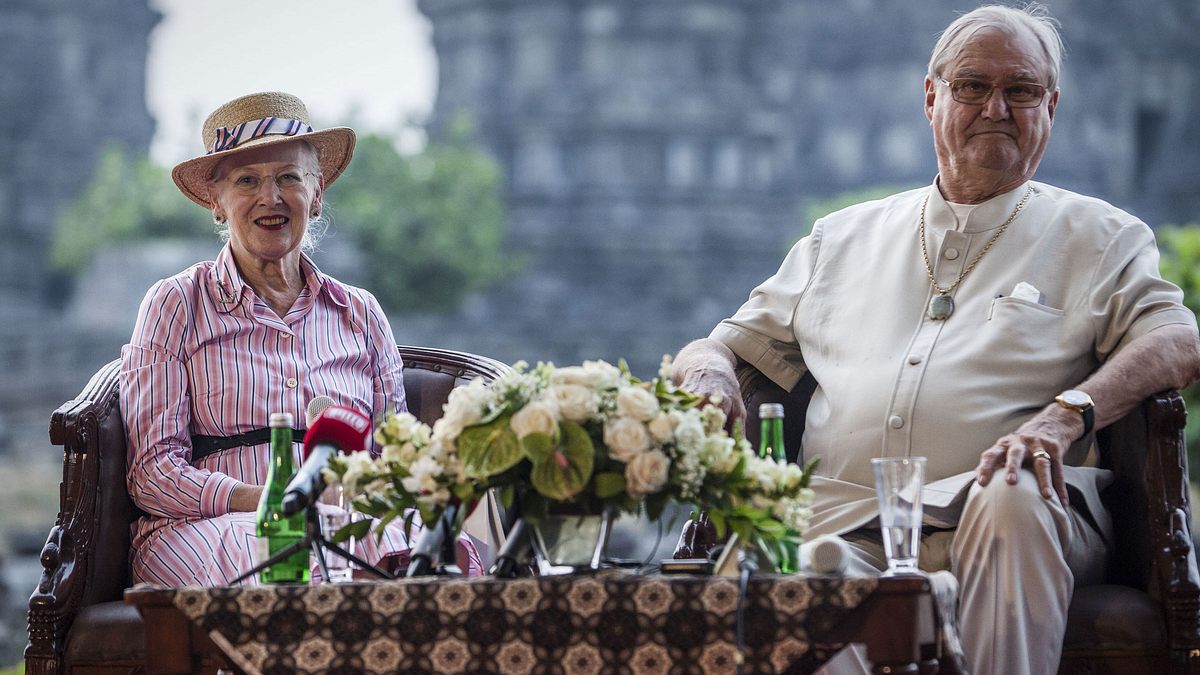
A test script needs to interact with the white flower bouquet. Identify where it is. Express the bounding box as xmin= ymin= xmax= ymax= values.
xmin=324 ymin=357 xmax=817 ymax=558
